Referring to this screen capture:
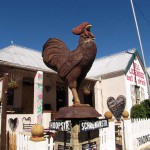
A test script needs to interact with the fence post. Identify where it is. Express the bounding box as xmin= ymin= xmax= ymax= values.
xmin=49 ymin=137 xmax=54 ymax=150
xmin=28 ymin=140 xmax=48 ymax=150
xmin=123 ymin=119 xmax=134 ymax=150
xmin=16 ymin=133 xmax=19 ymax=150
xmin=99 ymin=120 xmax=115 ymax=150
